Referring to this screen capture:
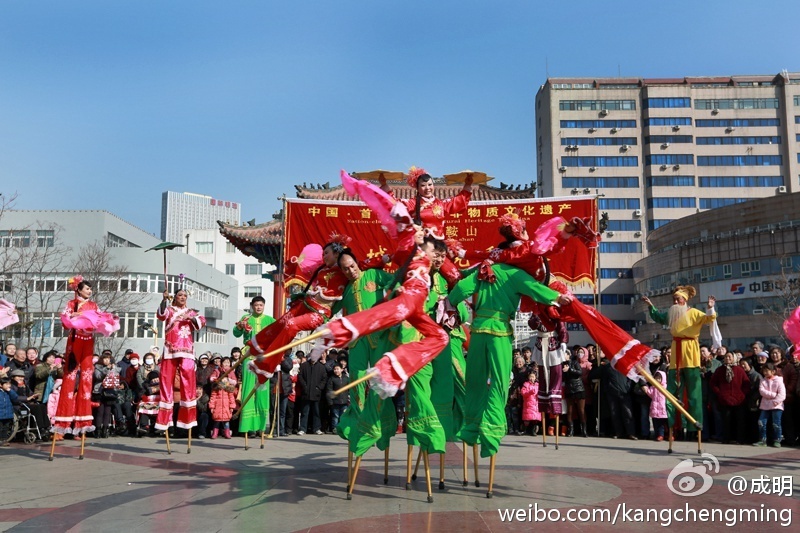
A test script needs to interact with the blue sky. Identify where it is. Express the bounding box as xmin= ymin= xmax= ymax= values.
xmin=1 ymin=1 xmax=798 ymax=237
